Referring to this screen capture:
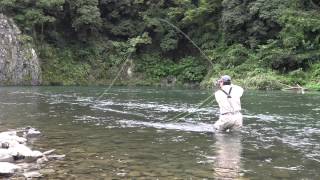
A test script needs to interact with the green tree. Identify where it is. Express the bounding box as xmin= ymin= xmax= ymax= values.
xmin=221 ymin=0 xmax=291 ymax=47
xmin=66 ymin=0 xmax=102 ymax=38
